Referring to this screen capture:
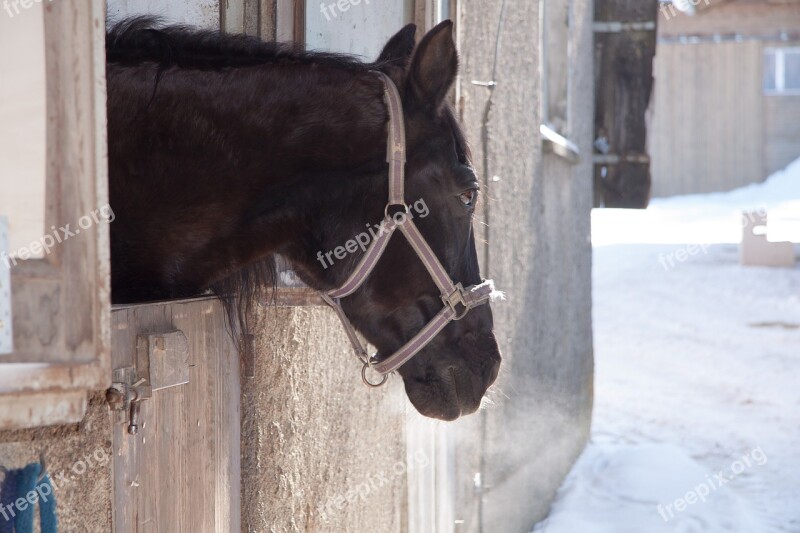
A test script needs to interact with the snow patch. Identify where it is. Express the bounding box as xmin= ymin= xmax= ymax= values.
xmin=534 ymin=157 xmax=800 ymax=533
